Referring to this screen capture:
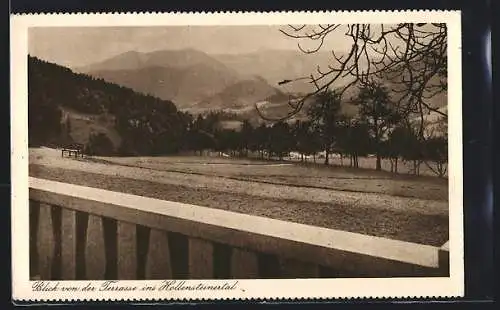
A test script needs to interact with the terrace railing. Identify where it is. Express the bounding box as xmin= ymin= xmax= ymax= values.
xmin=29 ymin=177 xmax=450 ymax=280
